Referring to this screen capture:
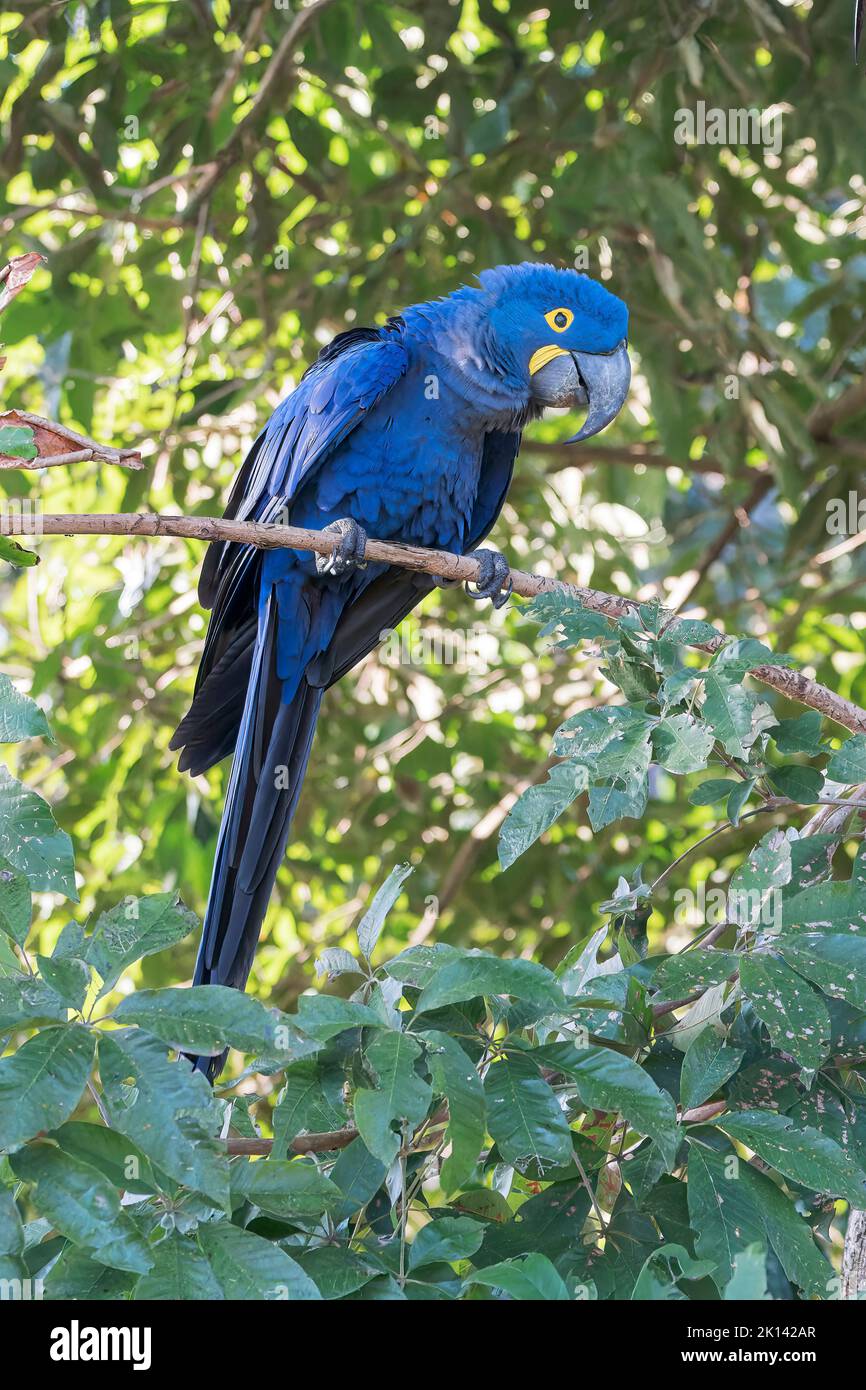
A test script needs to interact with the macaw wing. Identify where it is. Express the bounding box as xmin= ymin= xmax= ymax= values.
xmin=320 ymin=427 xmax=521 ymax=689
xmin=172 ymin=329 xmax=408 ymax=774
xmin=199 ymin=329 xmax=408 ymax=606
